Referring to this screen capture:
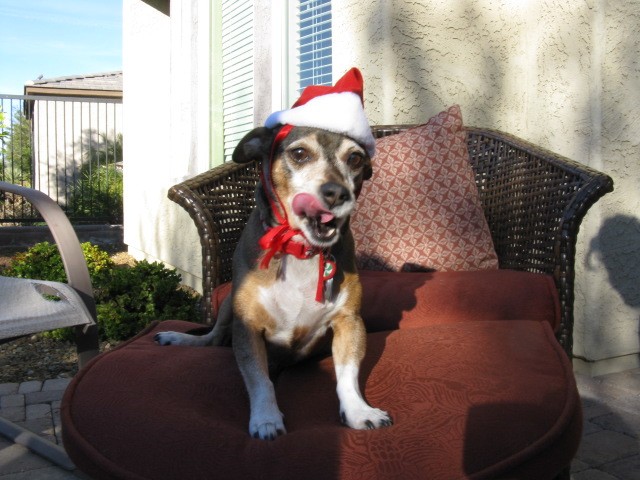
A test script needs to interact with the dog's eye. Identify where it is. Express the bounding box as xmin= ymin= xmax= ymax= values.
xmin=347 ymin=152 xmax=364 ymax=170
xmin=290 ymin=148 xmax=310 ymax=164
